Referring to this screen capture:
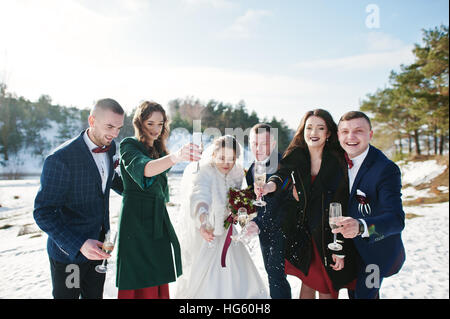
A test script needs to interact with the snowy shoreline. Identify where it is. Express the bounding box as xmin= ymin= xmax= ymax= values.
xmin=0 ymin=160 xmax=448 ymax=299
